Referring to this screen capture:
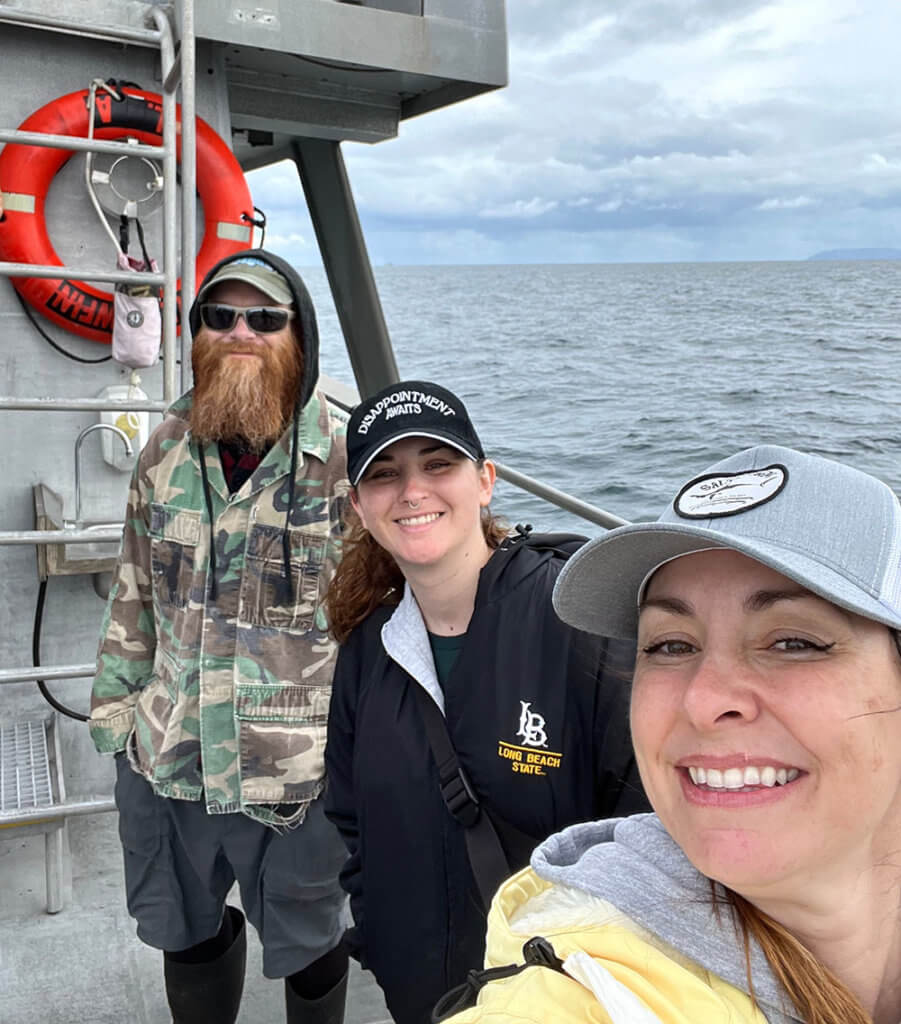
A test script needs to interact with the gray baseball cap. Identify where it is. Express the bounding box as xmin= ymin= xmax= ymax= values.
xmin=553 ymin=444 xmax=901 ymax=638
